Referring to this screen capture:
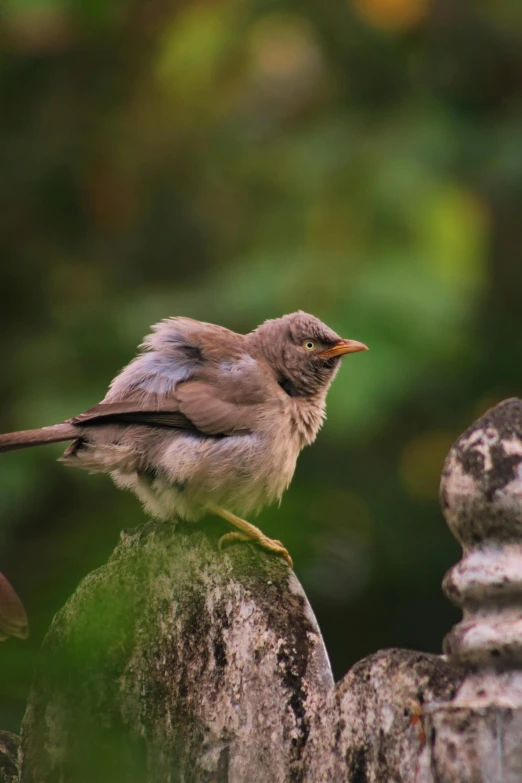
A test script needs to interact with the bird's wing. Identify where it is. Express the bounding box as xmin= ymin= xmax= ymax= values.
xmin=69 ymin=402 xmax=202 ymax=433
xmin=174 ymin=380 xmax=263 ymax=435
xmin=71 ymin=375 xmax=267 ymax=437
xmin=104 ymin=316 xmax=245 ymax=402
xmin=69 ymin=319 xmax=272 ymax=437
